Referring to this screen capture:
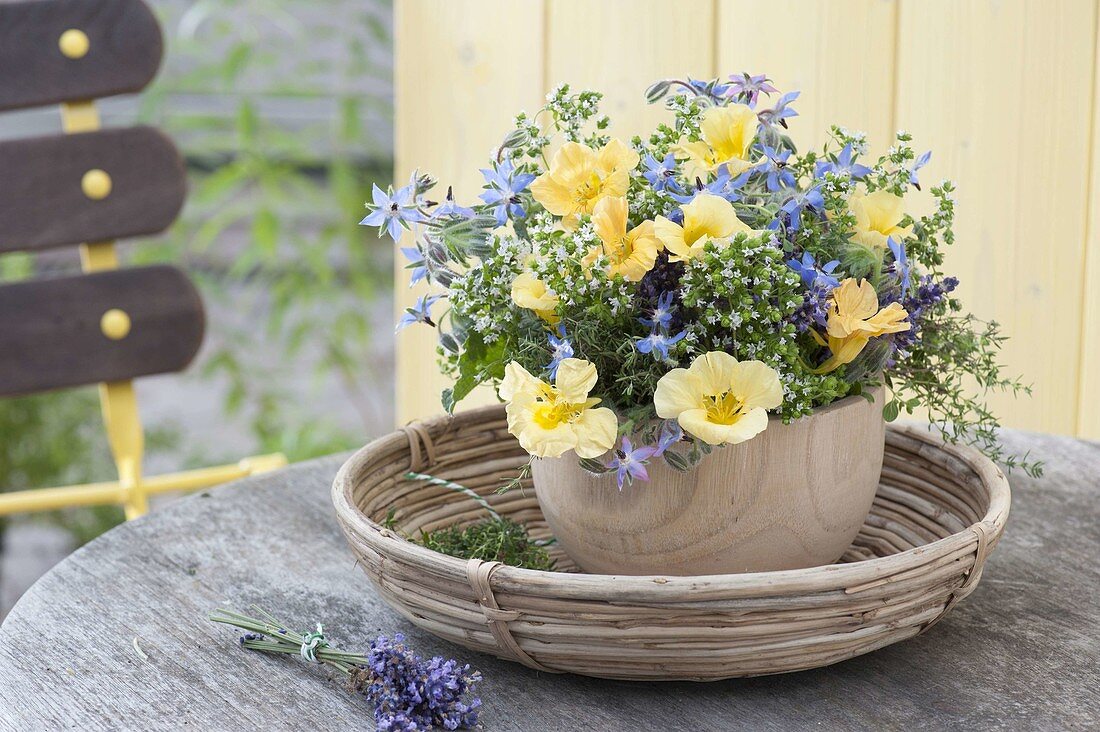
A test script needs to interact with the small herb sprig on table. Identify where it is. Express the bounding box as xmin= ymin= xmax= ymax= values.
xmin=210 ymin=607 xmax=482 ymax=731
